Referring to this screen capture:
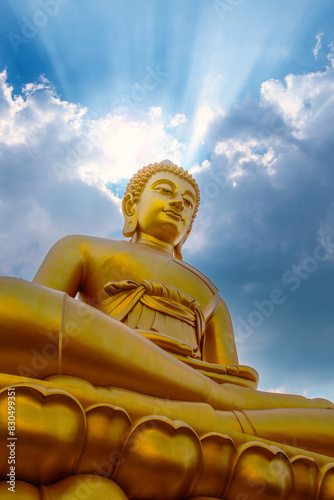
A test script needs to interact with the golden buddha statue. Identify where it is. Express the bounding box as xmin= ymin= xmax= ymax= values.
xmin=0 ymin=160 xmax=333 ymax=499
